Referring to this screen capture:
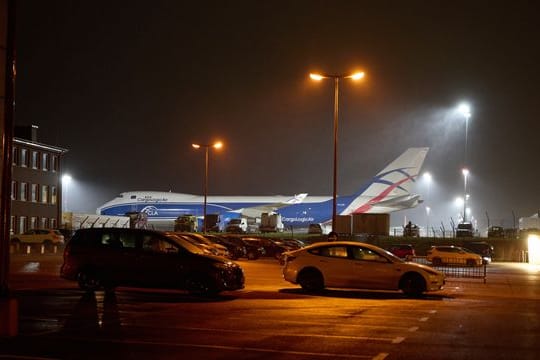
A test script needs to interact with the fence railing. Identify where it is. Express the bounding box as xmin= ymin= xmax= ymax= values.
xmin=411 ymin=256 xmax=487 ymax=283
